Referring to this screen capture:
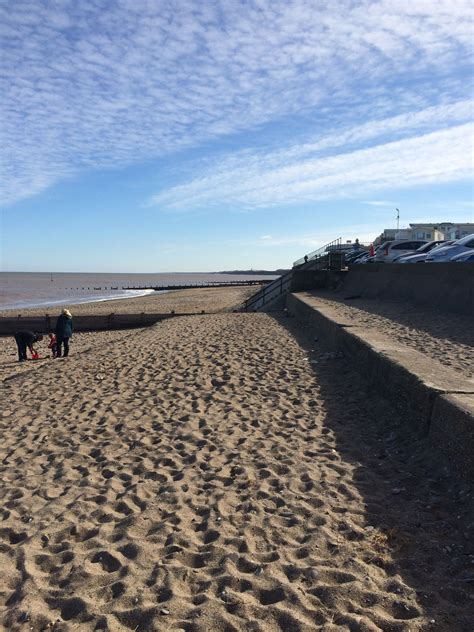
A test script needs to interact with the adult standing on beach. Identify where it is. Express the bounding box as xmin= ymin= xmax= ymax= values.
xmin=14 ymin=331 xmax=43 ymax=362
xmin=55 ymin=309 xmax=73 ymax=358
